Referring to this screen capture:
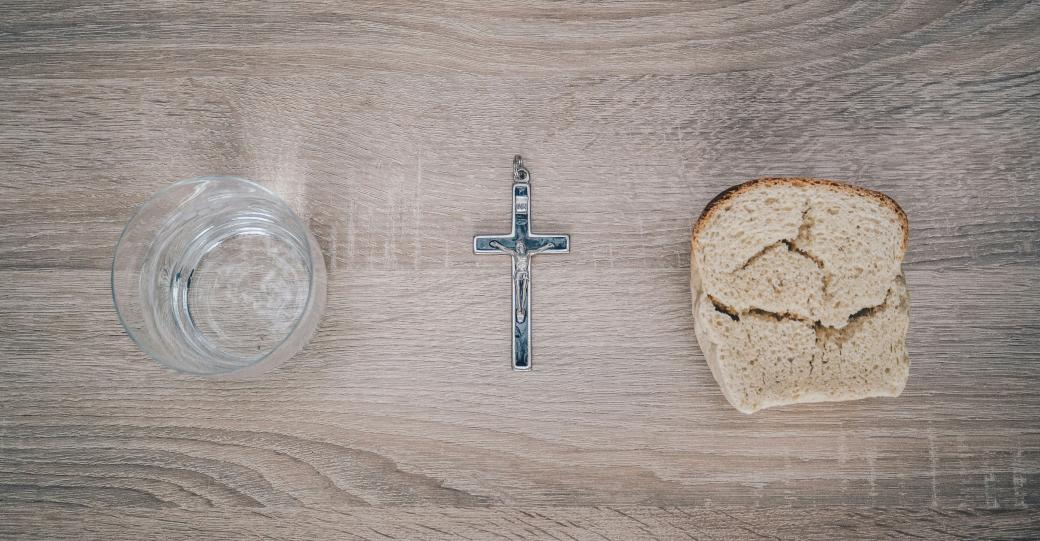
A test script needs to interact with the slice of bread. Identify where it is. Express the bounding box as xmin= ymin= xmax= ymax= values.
xmin=691 ymin=178 xmax=909 ymax=414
